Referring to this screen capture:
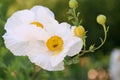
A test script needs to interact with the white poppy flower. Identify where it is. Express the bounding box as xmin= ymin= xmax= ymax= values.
xmin=3 ymin=6 xmax=83 ymax=71
xmin=109 ymin=49 xmax=120 ymax=80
